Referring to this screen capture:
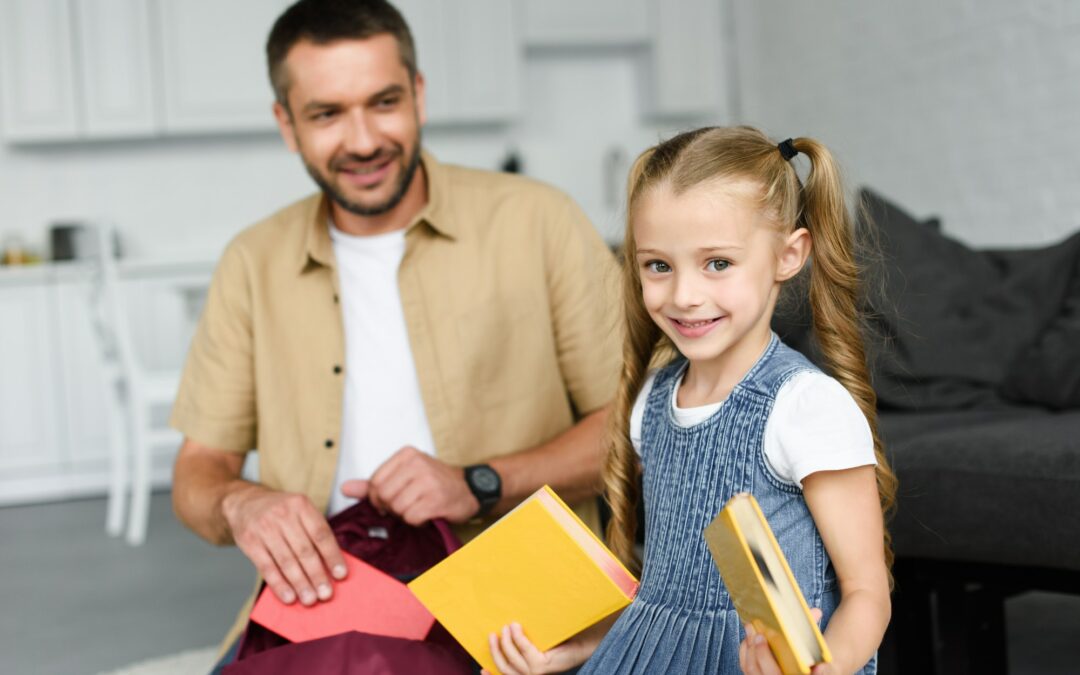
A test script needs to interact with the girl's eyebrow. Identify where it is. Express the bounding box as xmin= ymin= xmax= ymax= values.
xmin=698 ymin=245 xmax=744 ymax=253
